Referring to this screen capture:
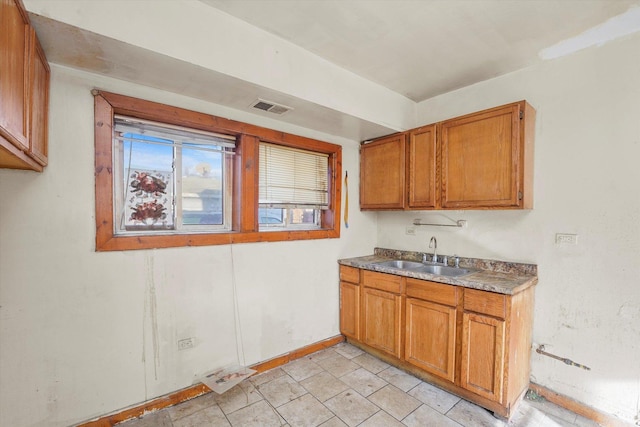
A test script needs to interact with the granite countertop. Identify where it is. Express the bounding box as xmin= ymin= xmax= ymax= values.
xmin=338 ymin=248 xmax=538 ymax=295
